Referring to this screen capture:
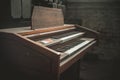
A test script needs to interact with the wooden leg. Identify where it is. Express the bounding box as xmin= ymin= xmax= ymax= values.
xmin=60 ymin=59 xmax=81 ymax=80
